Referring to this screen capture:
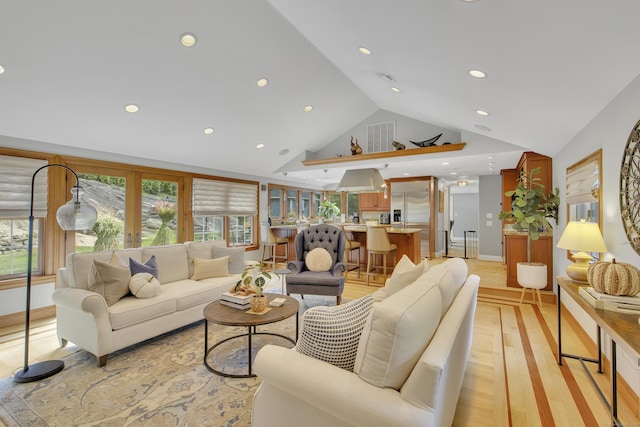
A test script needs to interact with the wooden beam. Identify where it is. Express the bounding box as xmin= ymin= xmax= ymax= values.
xmin=301 ymin=142 xmax=466 ymax=167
